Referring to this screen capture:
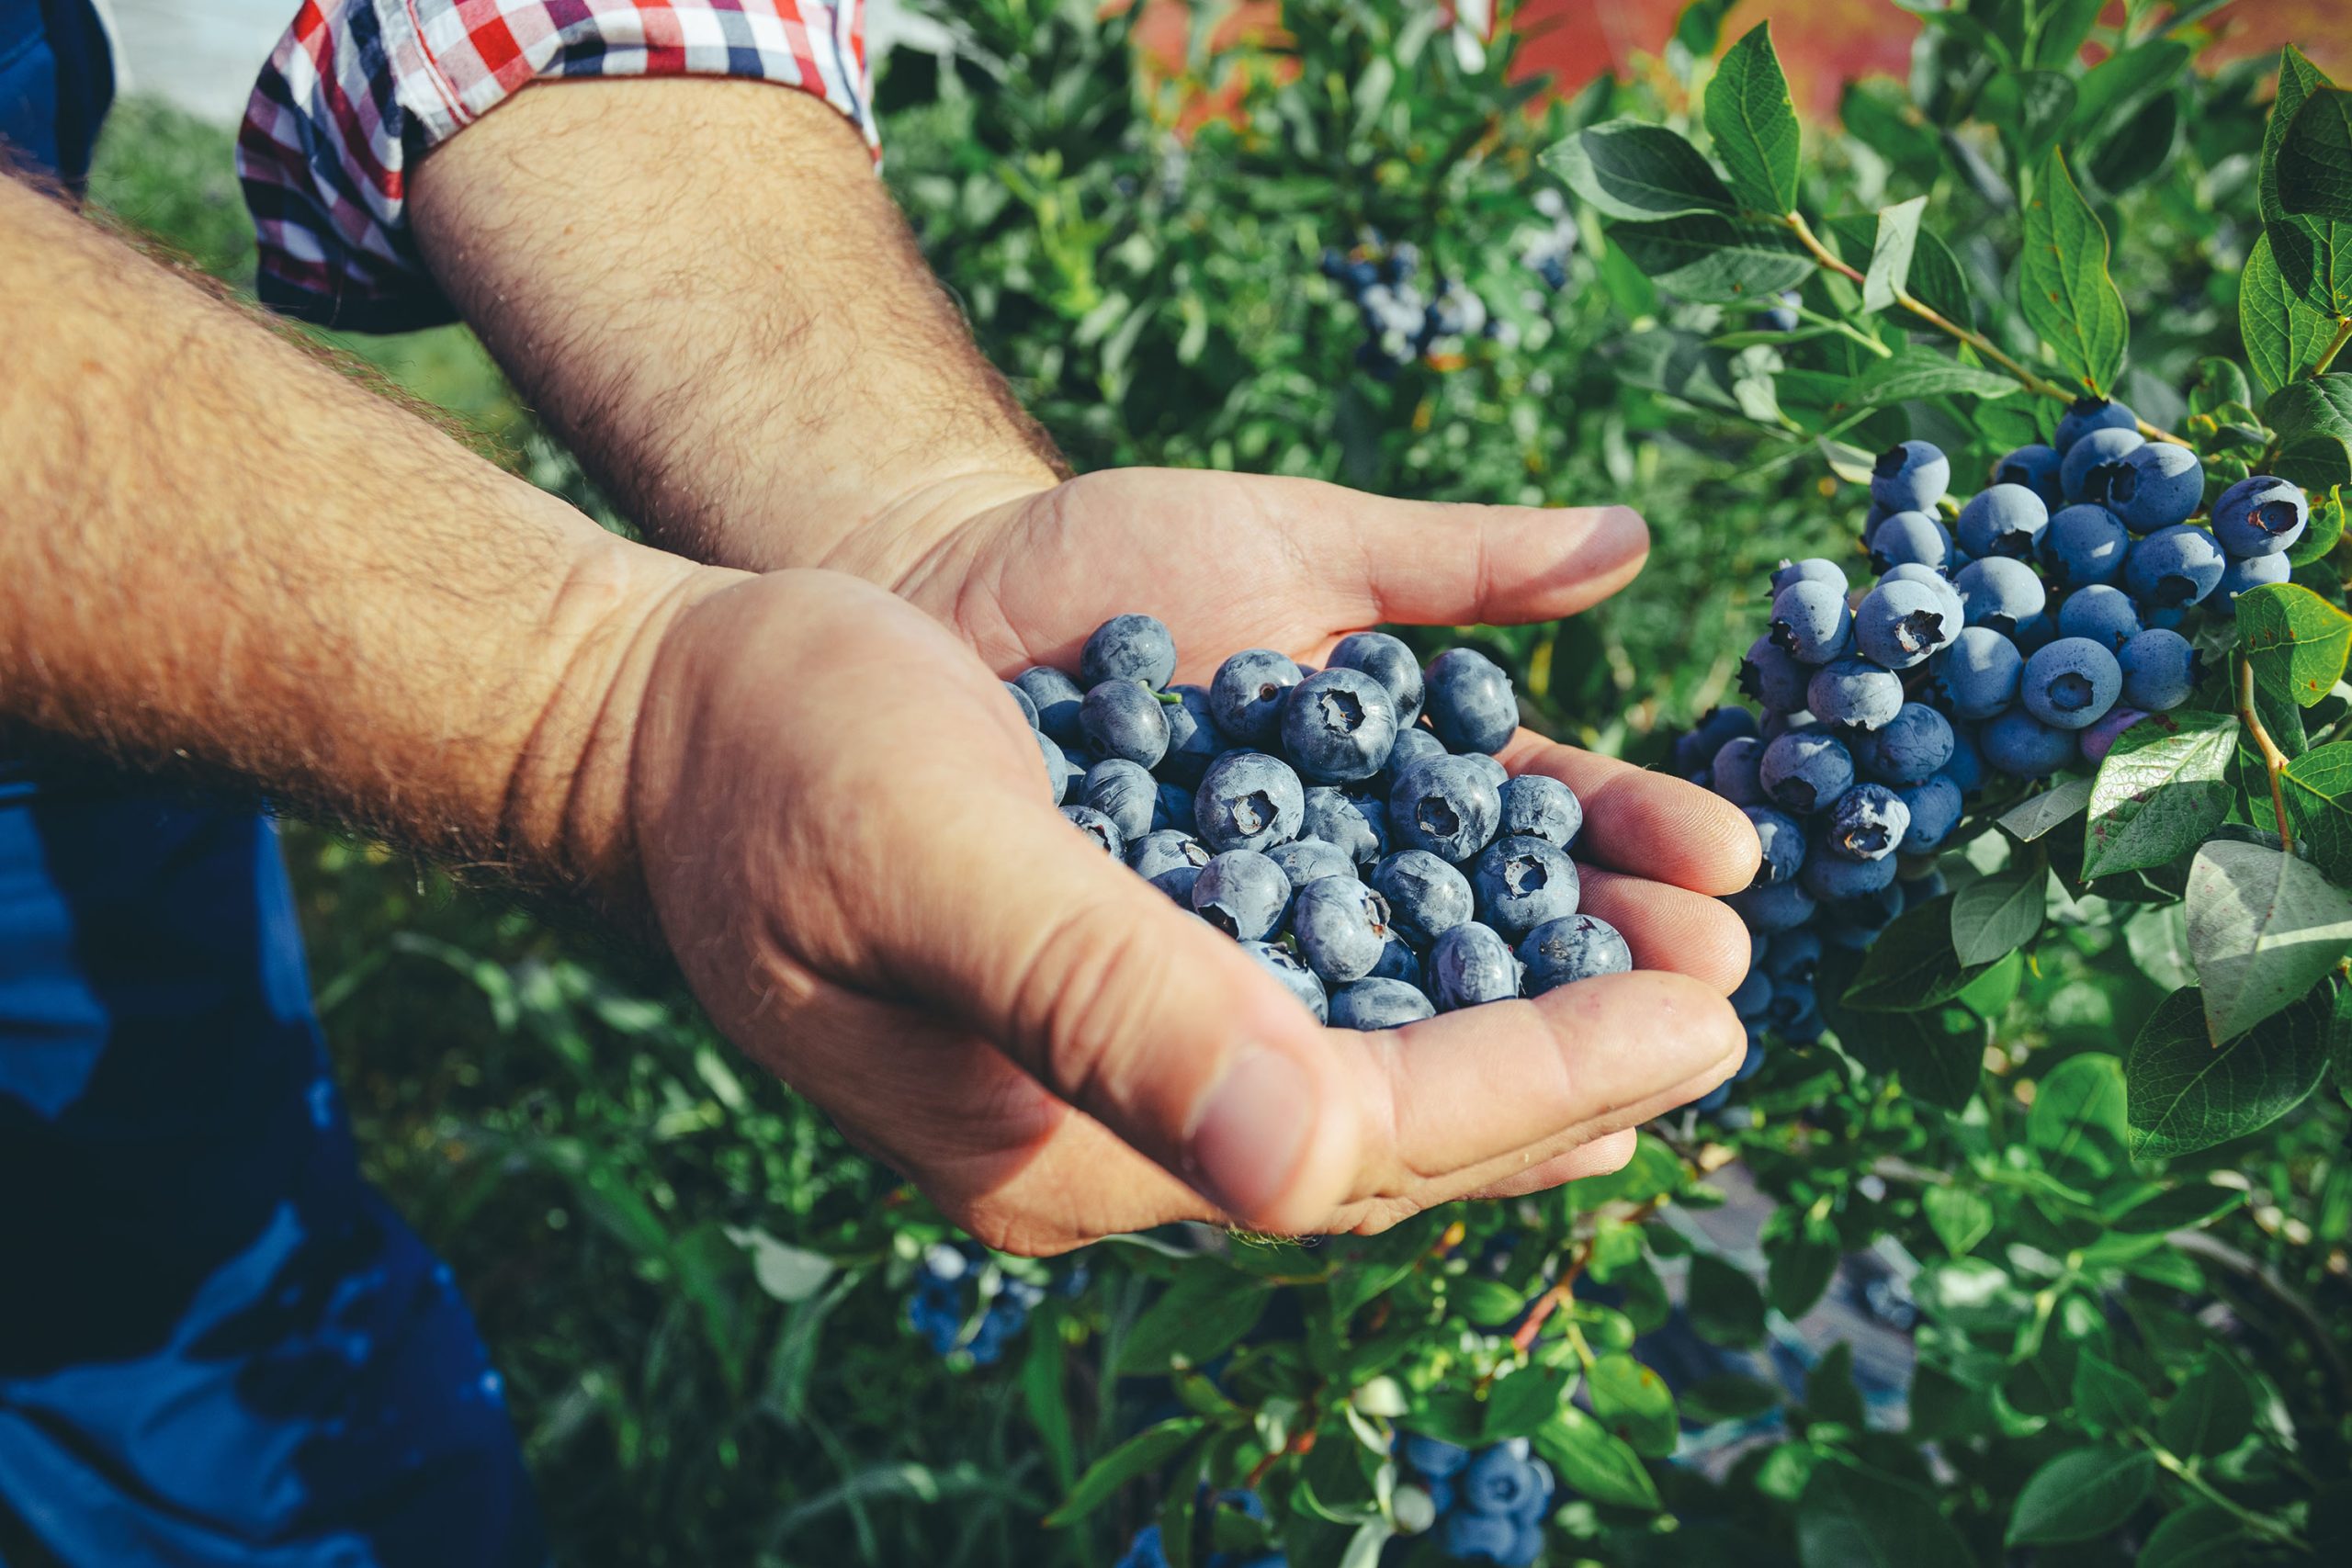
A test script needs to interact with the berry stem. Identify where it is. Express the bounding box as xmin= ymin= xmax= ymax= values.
xmin=1776 ymin=211 xmax=2190 ymax=446
xmin=2314 ymin=315 xmax=2352 ymax=378
xmin=2236 ymin=655 xmax=2296 ymax=857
